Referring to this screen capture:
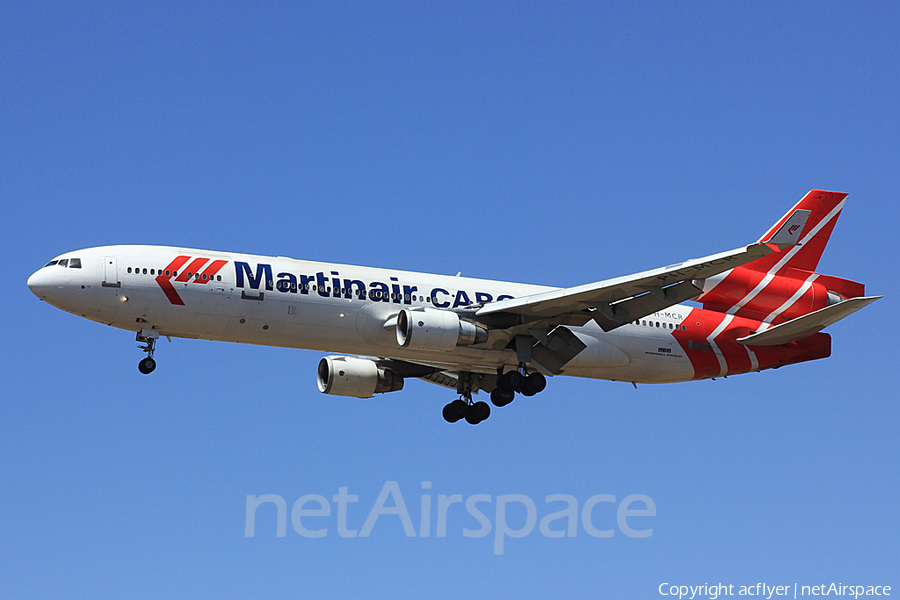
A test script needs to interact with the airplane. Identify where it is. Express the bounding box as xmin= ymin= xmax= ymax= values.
xmin=27 ymin=190 xmax=879 ymax=425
